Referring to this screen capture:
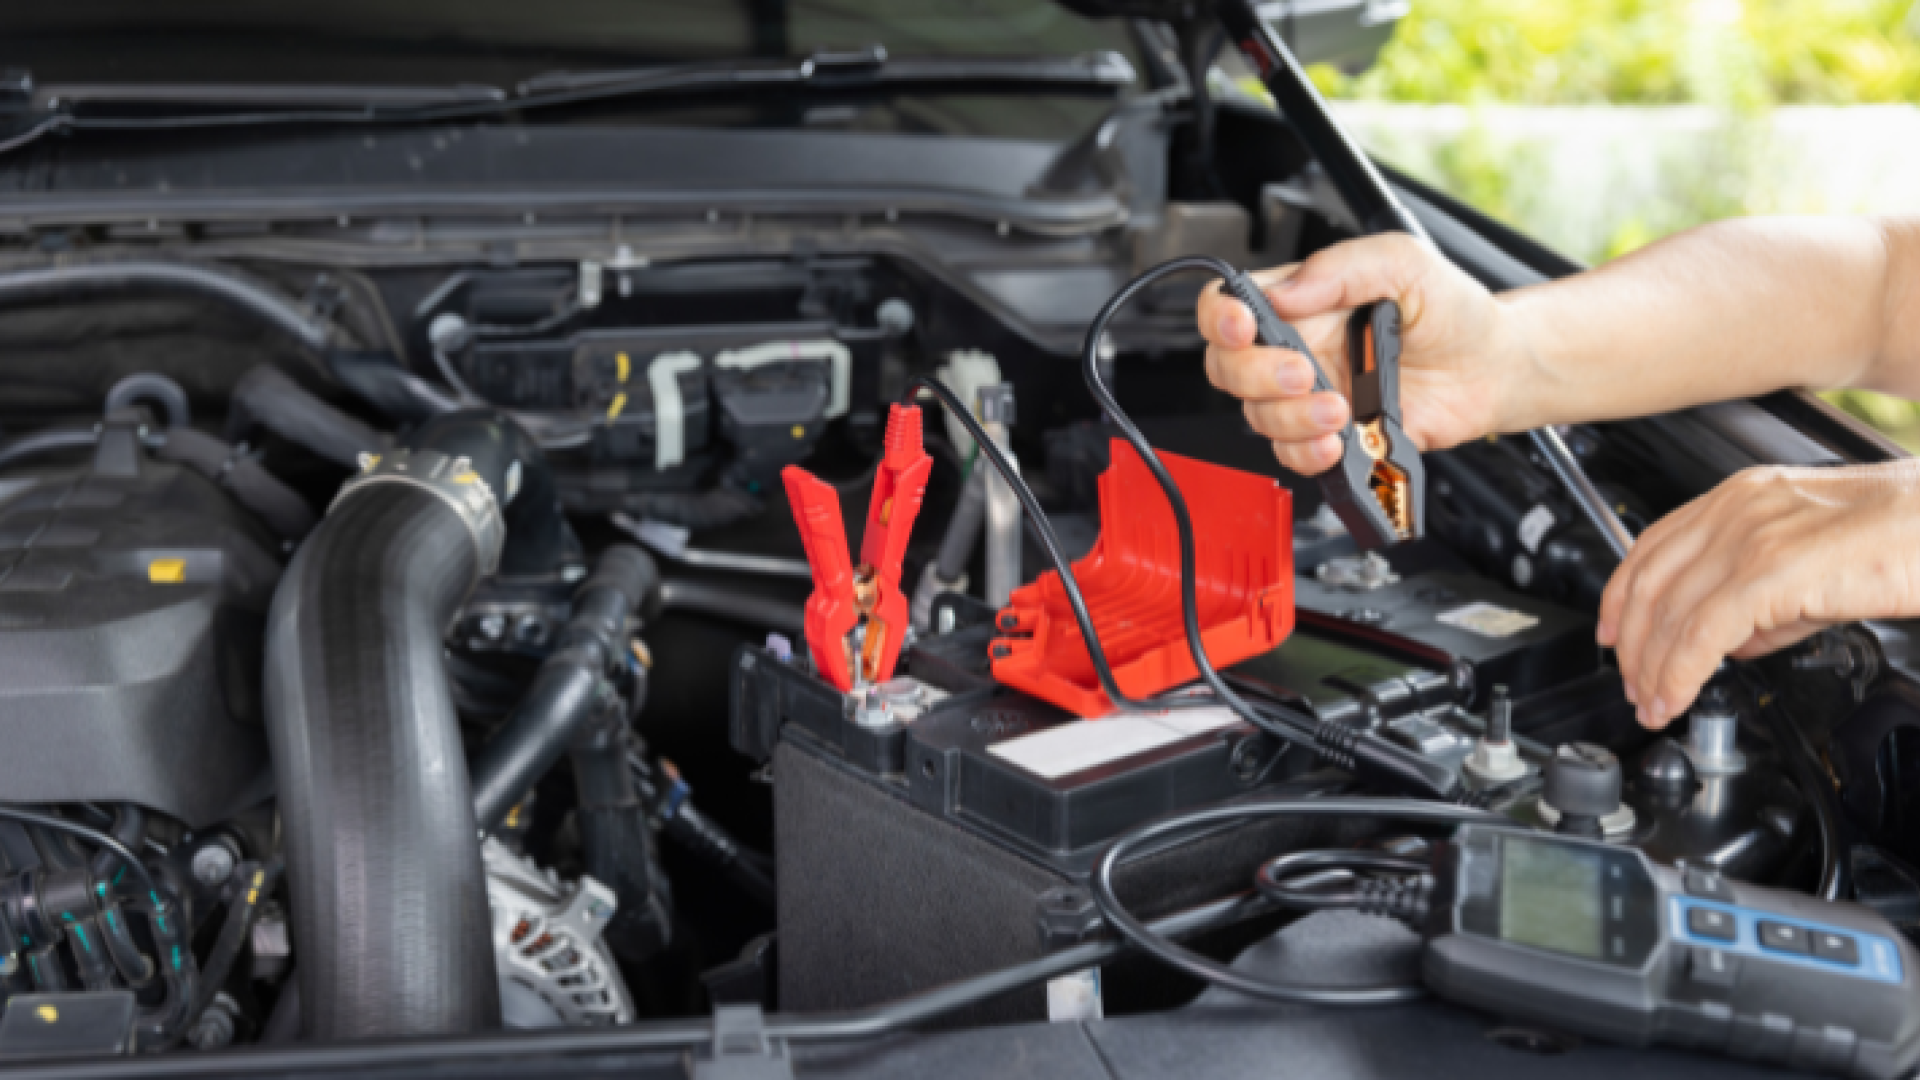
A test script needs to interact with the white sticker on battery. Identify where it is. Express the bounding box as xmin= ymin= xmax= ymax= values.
xmin=987 ymin=708 xmax=1241 ymax=780
xmin=1437 ymin=601 xmax=1540 ymax=639
xmin=1516 ymin=503 xmax=1556 ymax=554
